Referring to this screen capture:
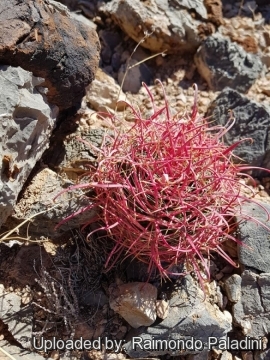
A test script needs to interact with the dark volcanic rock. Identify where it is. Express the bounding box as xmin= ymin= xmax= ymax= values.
xmin=195 ymin=33 xmax=263 ymax=93
xmin=206 ymin=88 xmax=270 ymax=169
xmin=237 ymin=201 xmax=270 ymax=273
xmin=233 ymin=270 xmax=270 ymax=337
xmin=0 ymin=0 xmax=100 ymax=109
